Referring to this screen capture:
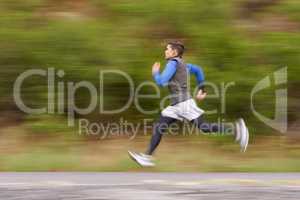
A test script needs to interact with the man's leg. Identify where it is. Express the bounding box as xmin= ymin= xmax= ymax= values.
xmin=145 ymin=115 xmax=177 ymax=155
